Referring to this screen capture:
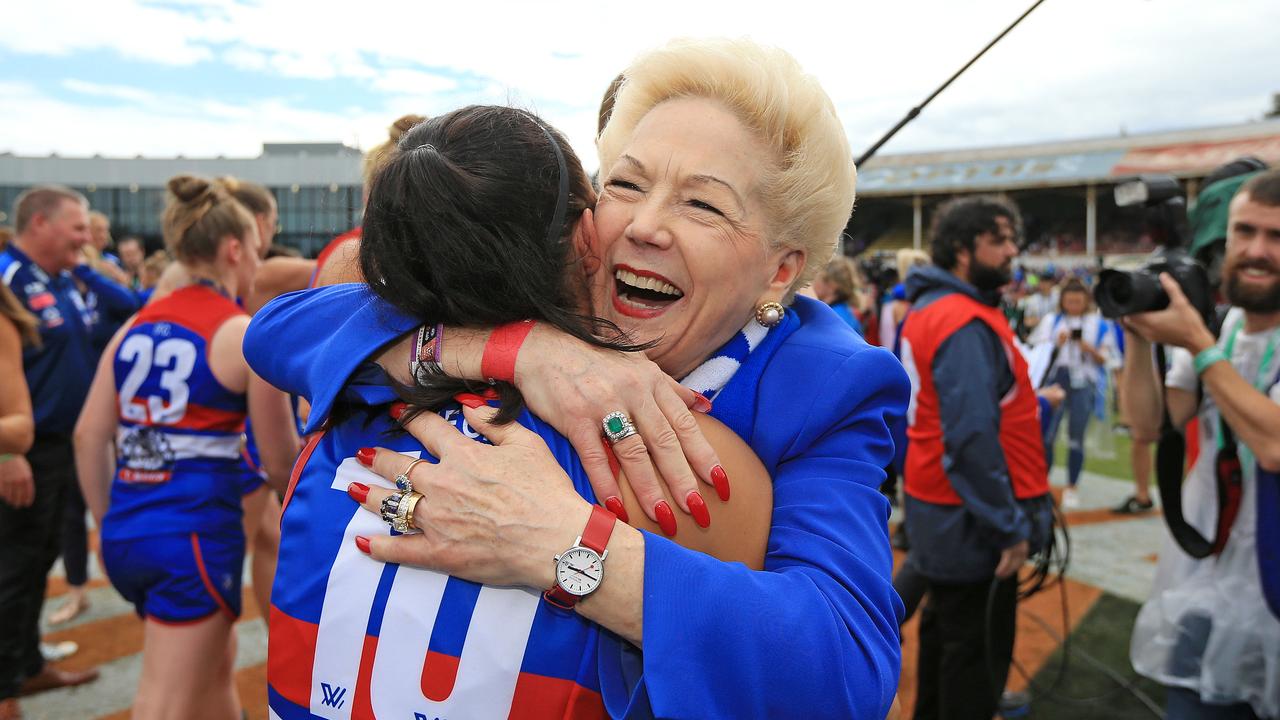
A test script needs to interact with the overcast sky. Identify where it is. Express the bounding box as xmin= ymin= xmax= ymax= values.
xmin=3 ymin=0 xmax=1277 ymax=171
